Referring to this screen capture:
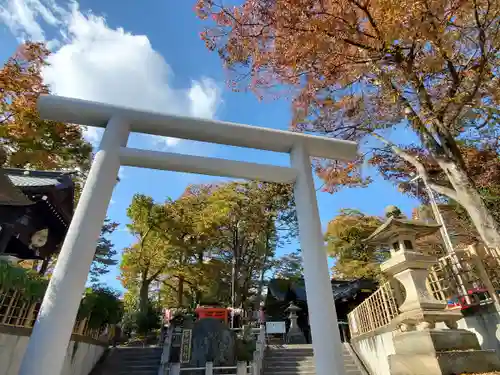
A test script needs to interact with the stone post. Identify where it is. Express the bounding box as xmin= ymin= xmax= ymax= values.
xmin=236 ymin=362 xmax=247 ymax=375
